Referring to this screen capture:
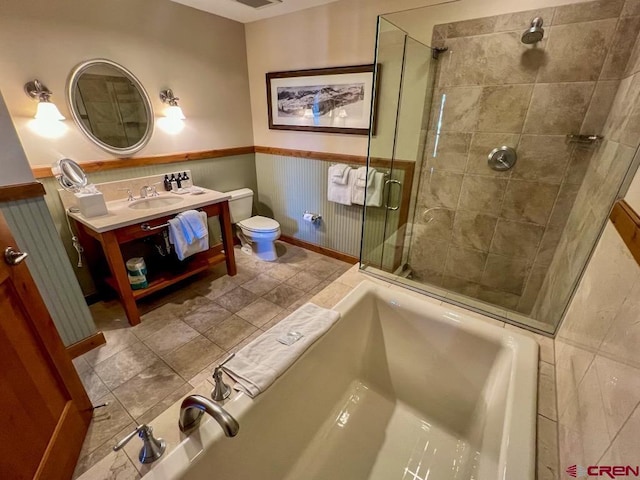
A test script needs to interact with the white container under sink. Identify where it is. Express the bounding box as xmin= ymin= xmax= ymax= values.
xmin=227 ymin=188 xmax=281 ymax=261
